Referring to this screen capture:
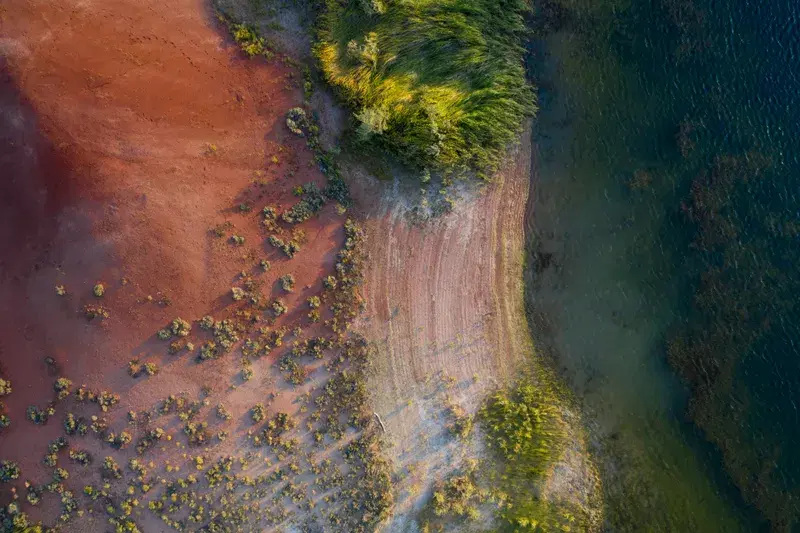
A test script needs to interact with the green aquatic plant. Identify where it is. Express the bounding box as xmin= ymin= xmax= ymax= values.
xmin=316 ymin=0 xmax=535 ymax=176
